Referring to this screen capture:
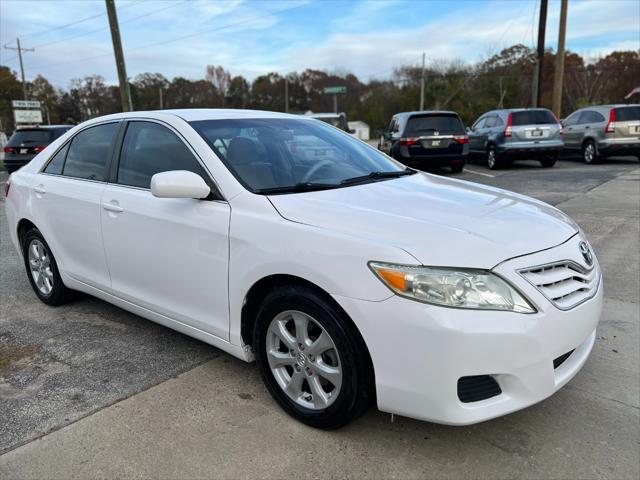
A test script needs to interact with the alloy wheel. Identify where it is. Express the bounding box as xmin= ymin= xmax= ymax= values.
xmin=28 ymin=239 xmax=54 ymax=295
xmin=487 ymin=148 xmax=496 ymax=169
xmin=584 ymin=143 xmax=595 ymax=163
xmin=266 ymin=310 xmax=342 ymax=410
